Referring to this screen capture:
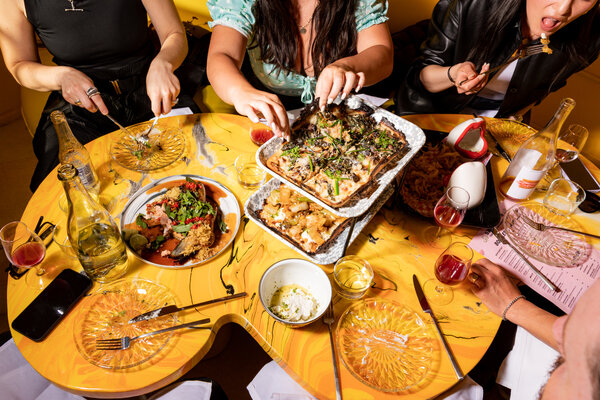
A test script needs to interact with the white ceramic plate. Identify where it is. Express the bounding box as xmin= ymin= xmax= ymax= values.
xmin=119 ymin=175 xmax=241 ymax=269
